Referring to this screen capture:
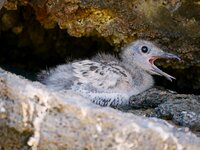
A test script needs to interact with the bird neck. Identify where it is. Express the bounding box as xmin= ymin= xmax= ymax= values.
xmin=121 ymin=59 xmax=154 ymax=91
xmin=121 ymin=58 xmax=141 ymax=73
